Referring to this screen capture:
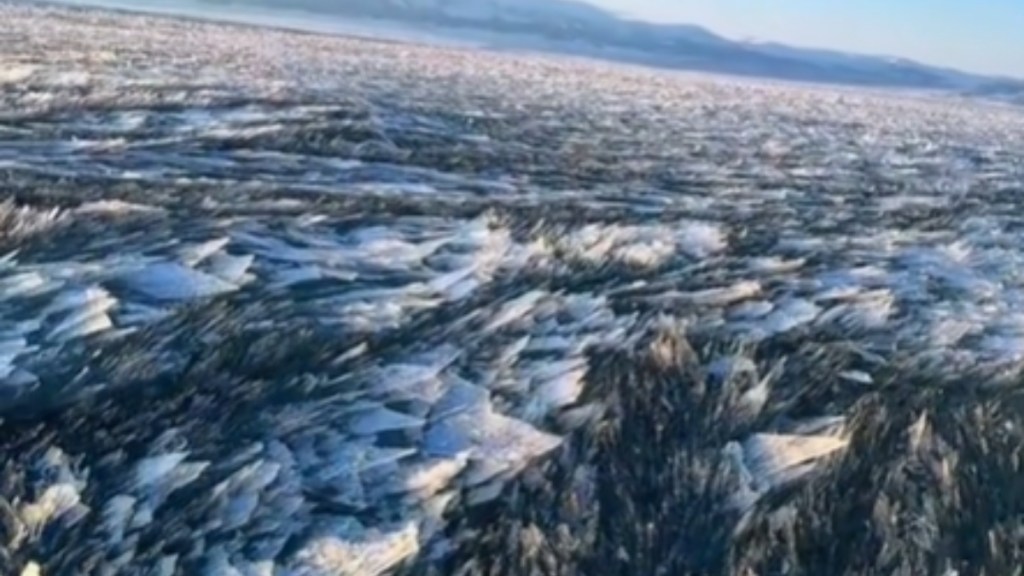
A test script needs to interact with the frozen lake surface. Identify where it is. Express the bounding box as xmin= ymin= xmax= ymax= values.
xmin=3 ymin=3 xmax=1024 ymax=575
